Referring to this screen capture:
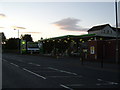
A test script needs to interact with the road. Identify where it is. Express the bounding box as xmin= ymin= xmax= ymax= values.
xmin=2 ymin=53 xmax=120 ymax=89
